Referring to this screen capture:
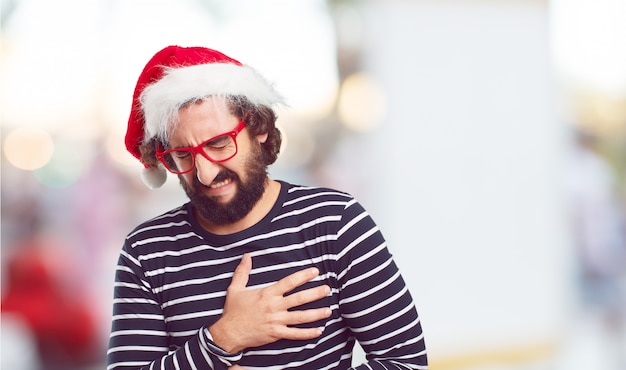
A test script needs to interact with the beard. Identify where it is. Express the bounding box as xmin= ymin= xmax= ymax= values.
xmin=180 ymin=146 xmax=268 ymax=226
